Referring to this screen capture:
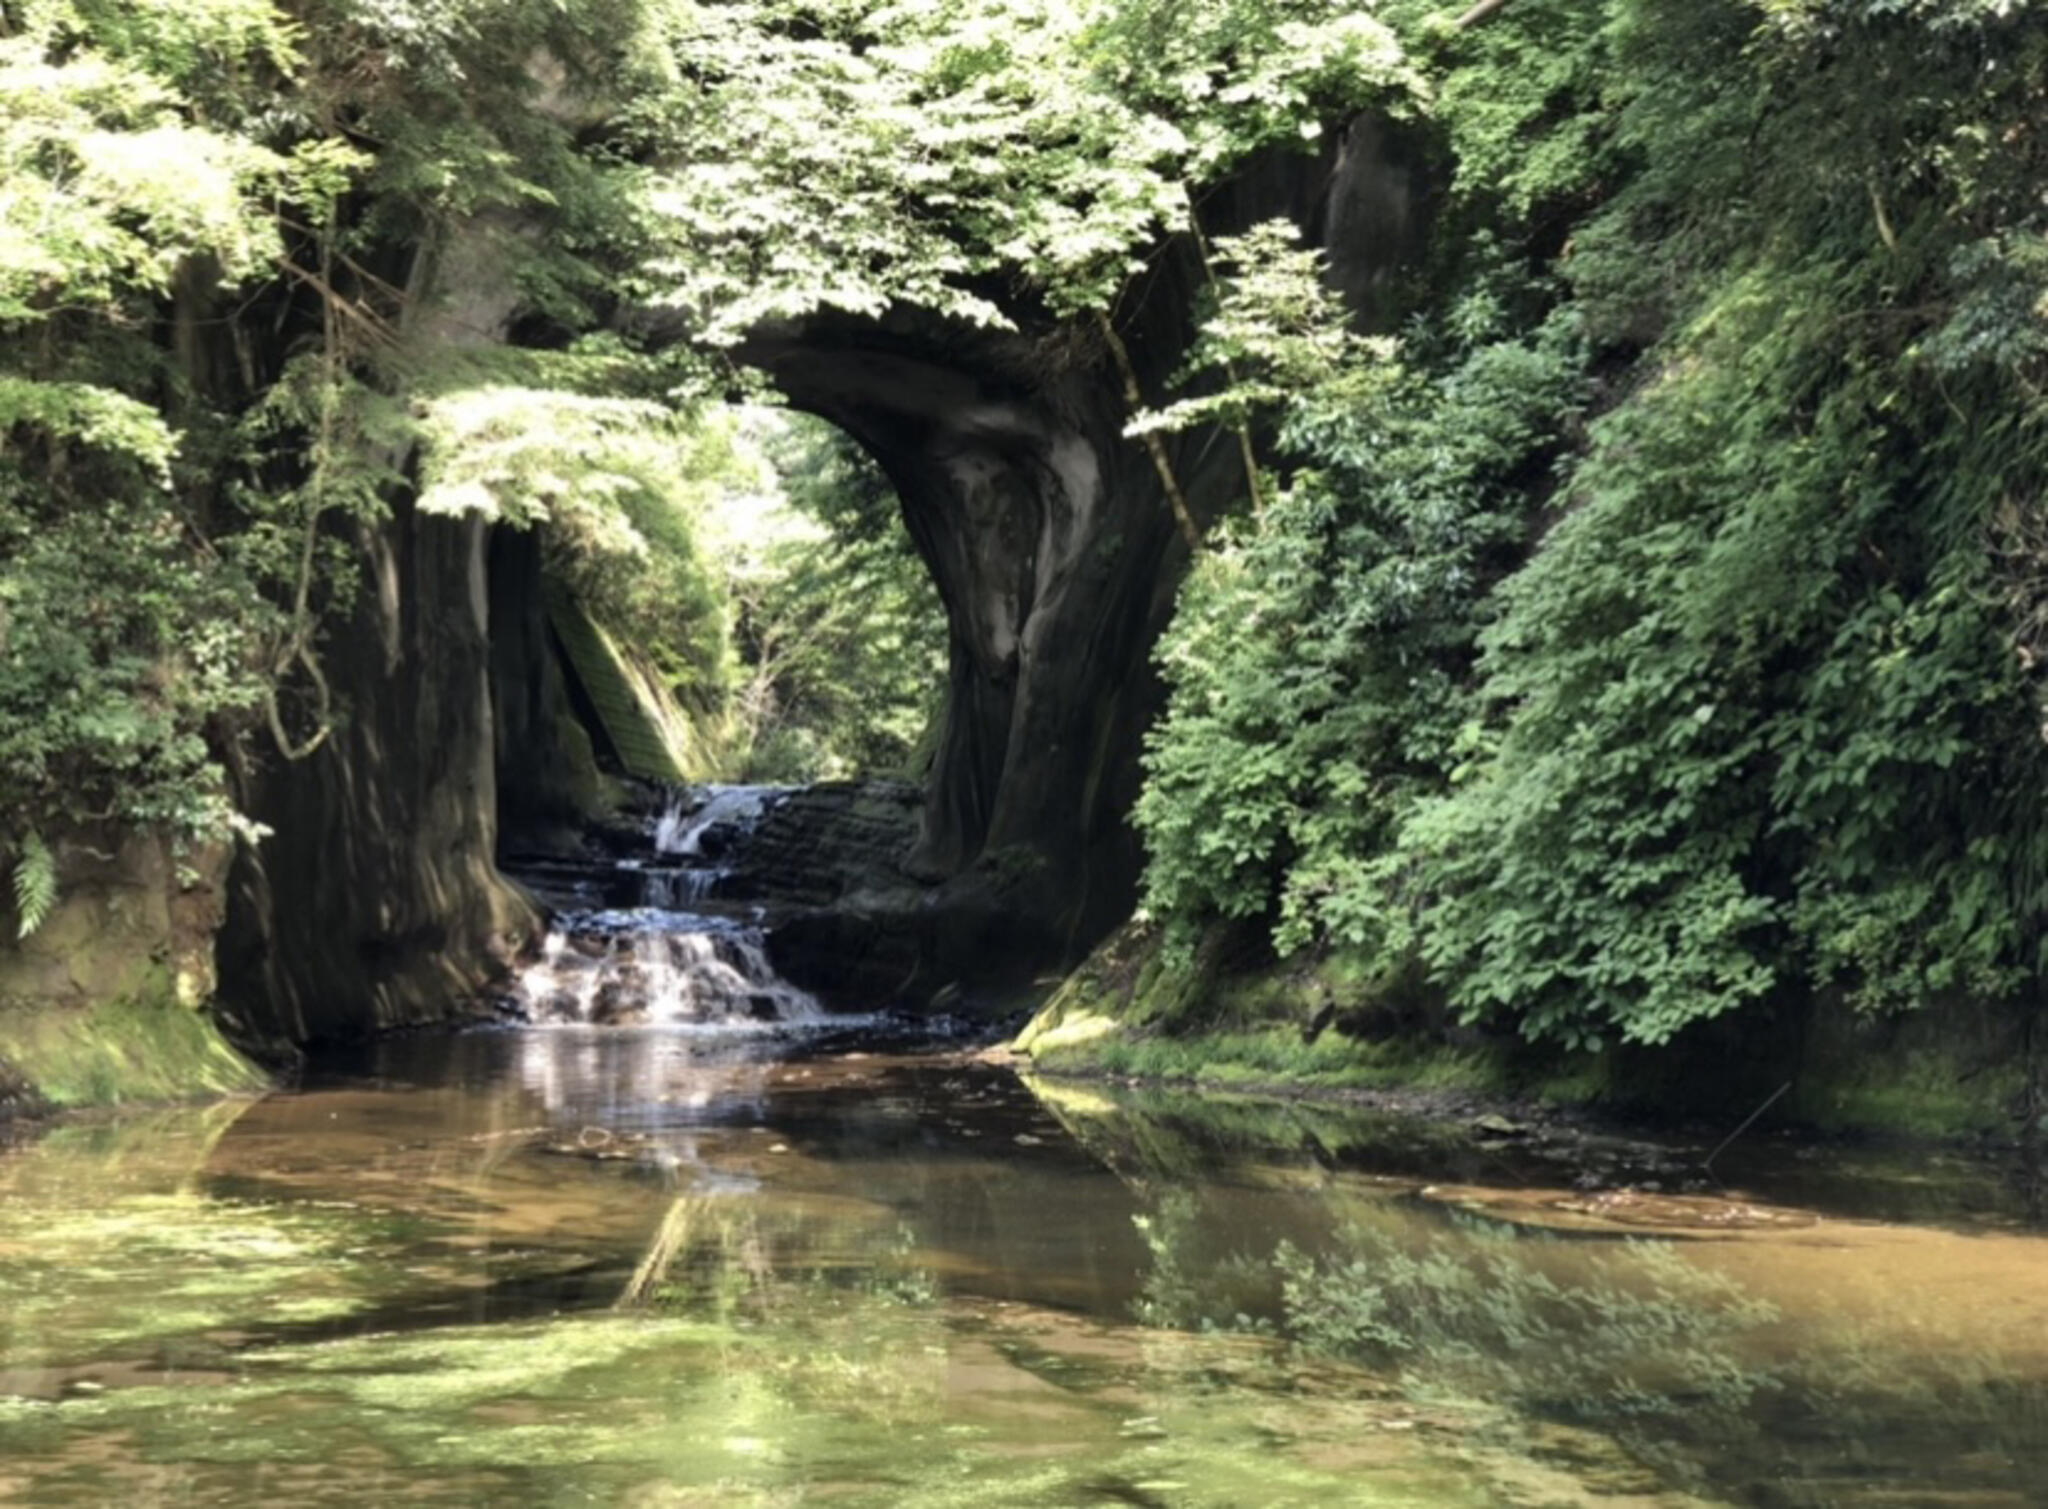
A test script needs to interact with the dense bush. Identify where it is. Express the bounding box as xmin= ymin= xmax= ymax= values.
xmin=1135 ymin=0 xmax=2048 ymax=1045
